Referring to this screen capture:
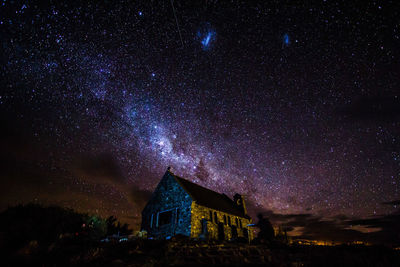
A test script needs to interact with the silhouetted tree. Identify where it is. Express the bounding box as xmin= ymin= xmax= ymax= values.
xmin=255 ymin=213 xmax=275 ymax=243
xmin=0 ymin=203 xmax=115 ymax=254
xmin=85 ymin=214 xmax=107 ymax=239
xmin=106 ymin=215 xmax=132 ymax=236
xmin=0 ymin=204 xmax=85 ymax=251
